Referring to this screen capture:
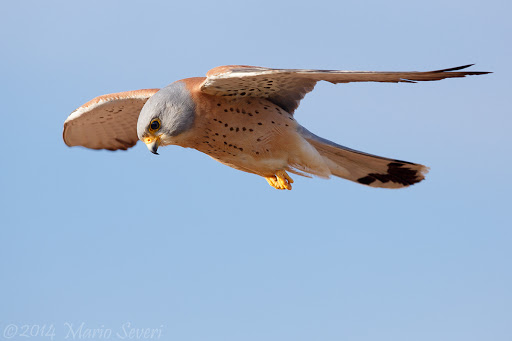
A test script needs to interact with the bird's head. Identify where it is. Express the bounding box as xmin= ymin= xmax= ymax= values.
xmin=137 ymin=81 xmax=196 ymax=154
